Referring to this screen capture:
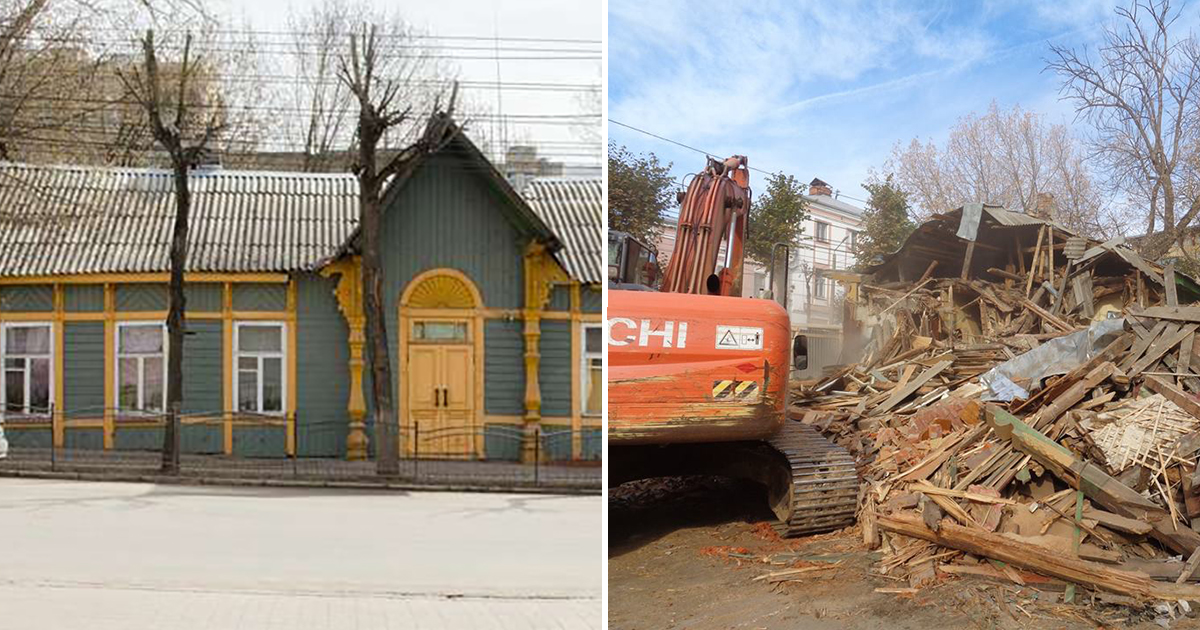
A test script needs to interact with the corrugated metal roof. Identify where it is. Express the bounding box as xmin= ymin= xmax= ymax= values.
xmin=0 ymin=162 xmax=359 ymax=275
xmin=523 ymin=176 xmax=603 ymax=285
xmin=0 ymin=161 xmax=597 ymax=283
